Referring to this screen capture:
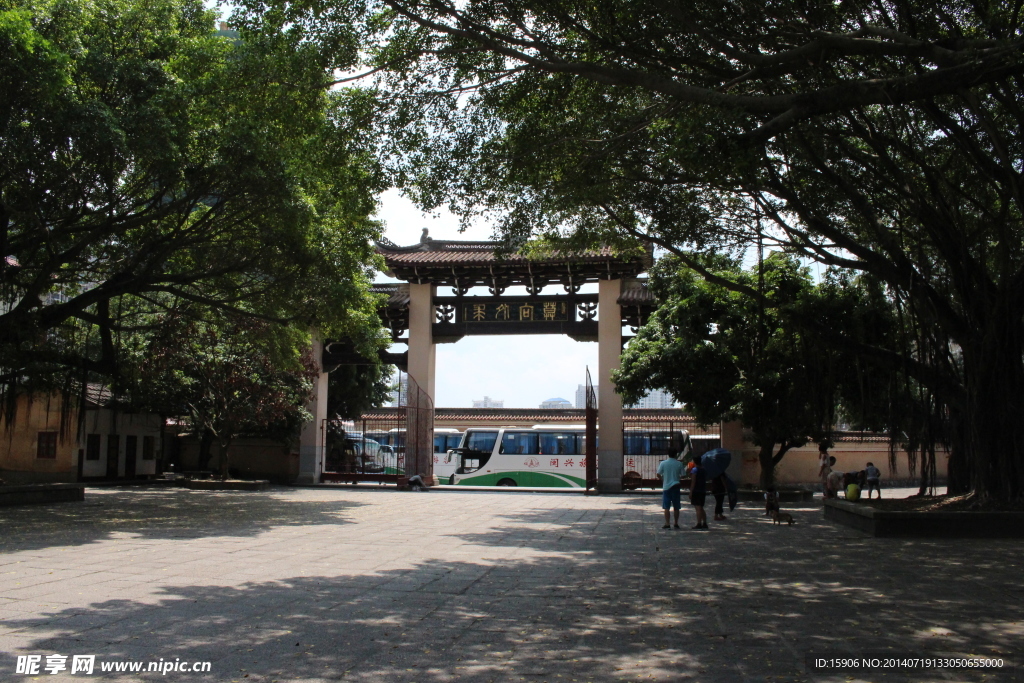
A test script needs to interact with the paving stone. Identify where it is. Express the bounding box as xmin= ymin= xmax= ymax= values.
xmin=0 ymin=486 xmax=1019 ymax=682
